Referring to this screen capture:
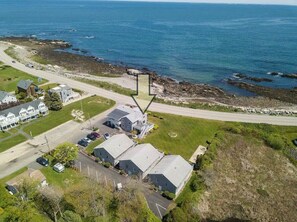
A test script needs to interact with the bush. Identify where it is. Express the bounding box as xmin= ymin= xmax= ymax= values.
xmin=103 ymin=162 xmax=111 ymax=168
xmin=153 ymin=124 xmax=159 ymax=130
xmin=163 ymin=207 xmax=187 ymax=222
xmin=190 ymin=174 xmax=204 ymax=192
xmin=0 ymin=207 xmax=4 ymax=215
xmin=265 ymin=134 xmax=286 ymax=150
xmin=162 ymin=191 xmax=175 ymax=200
